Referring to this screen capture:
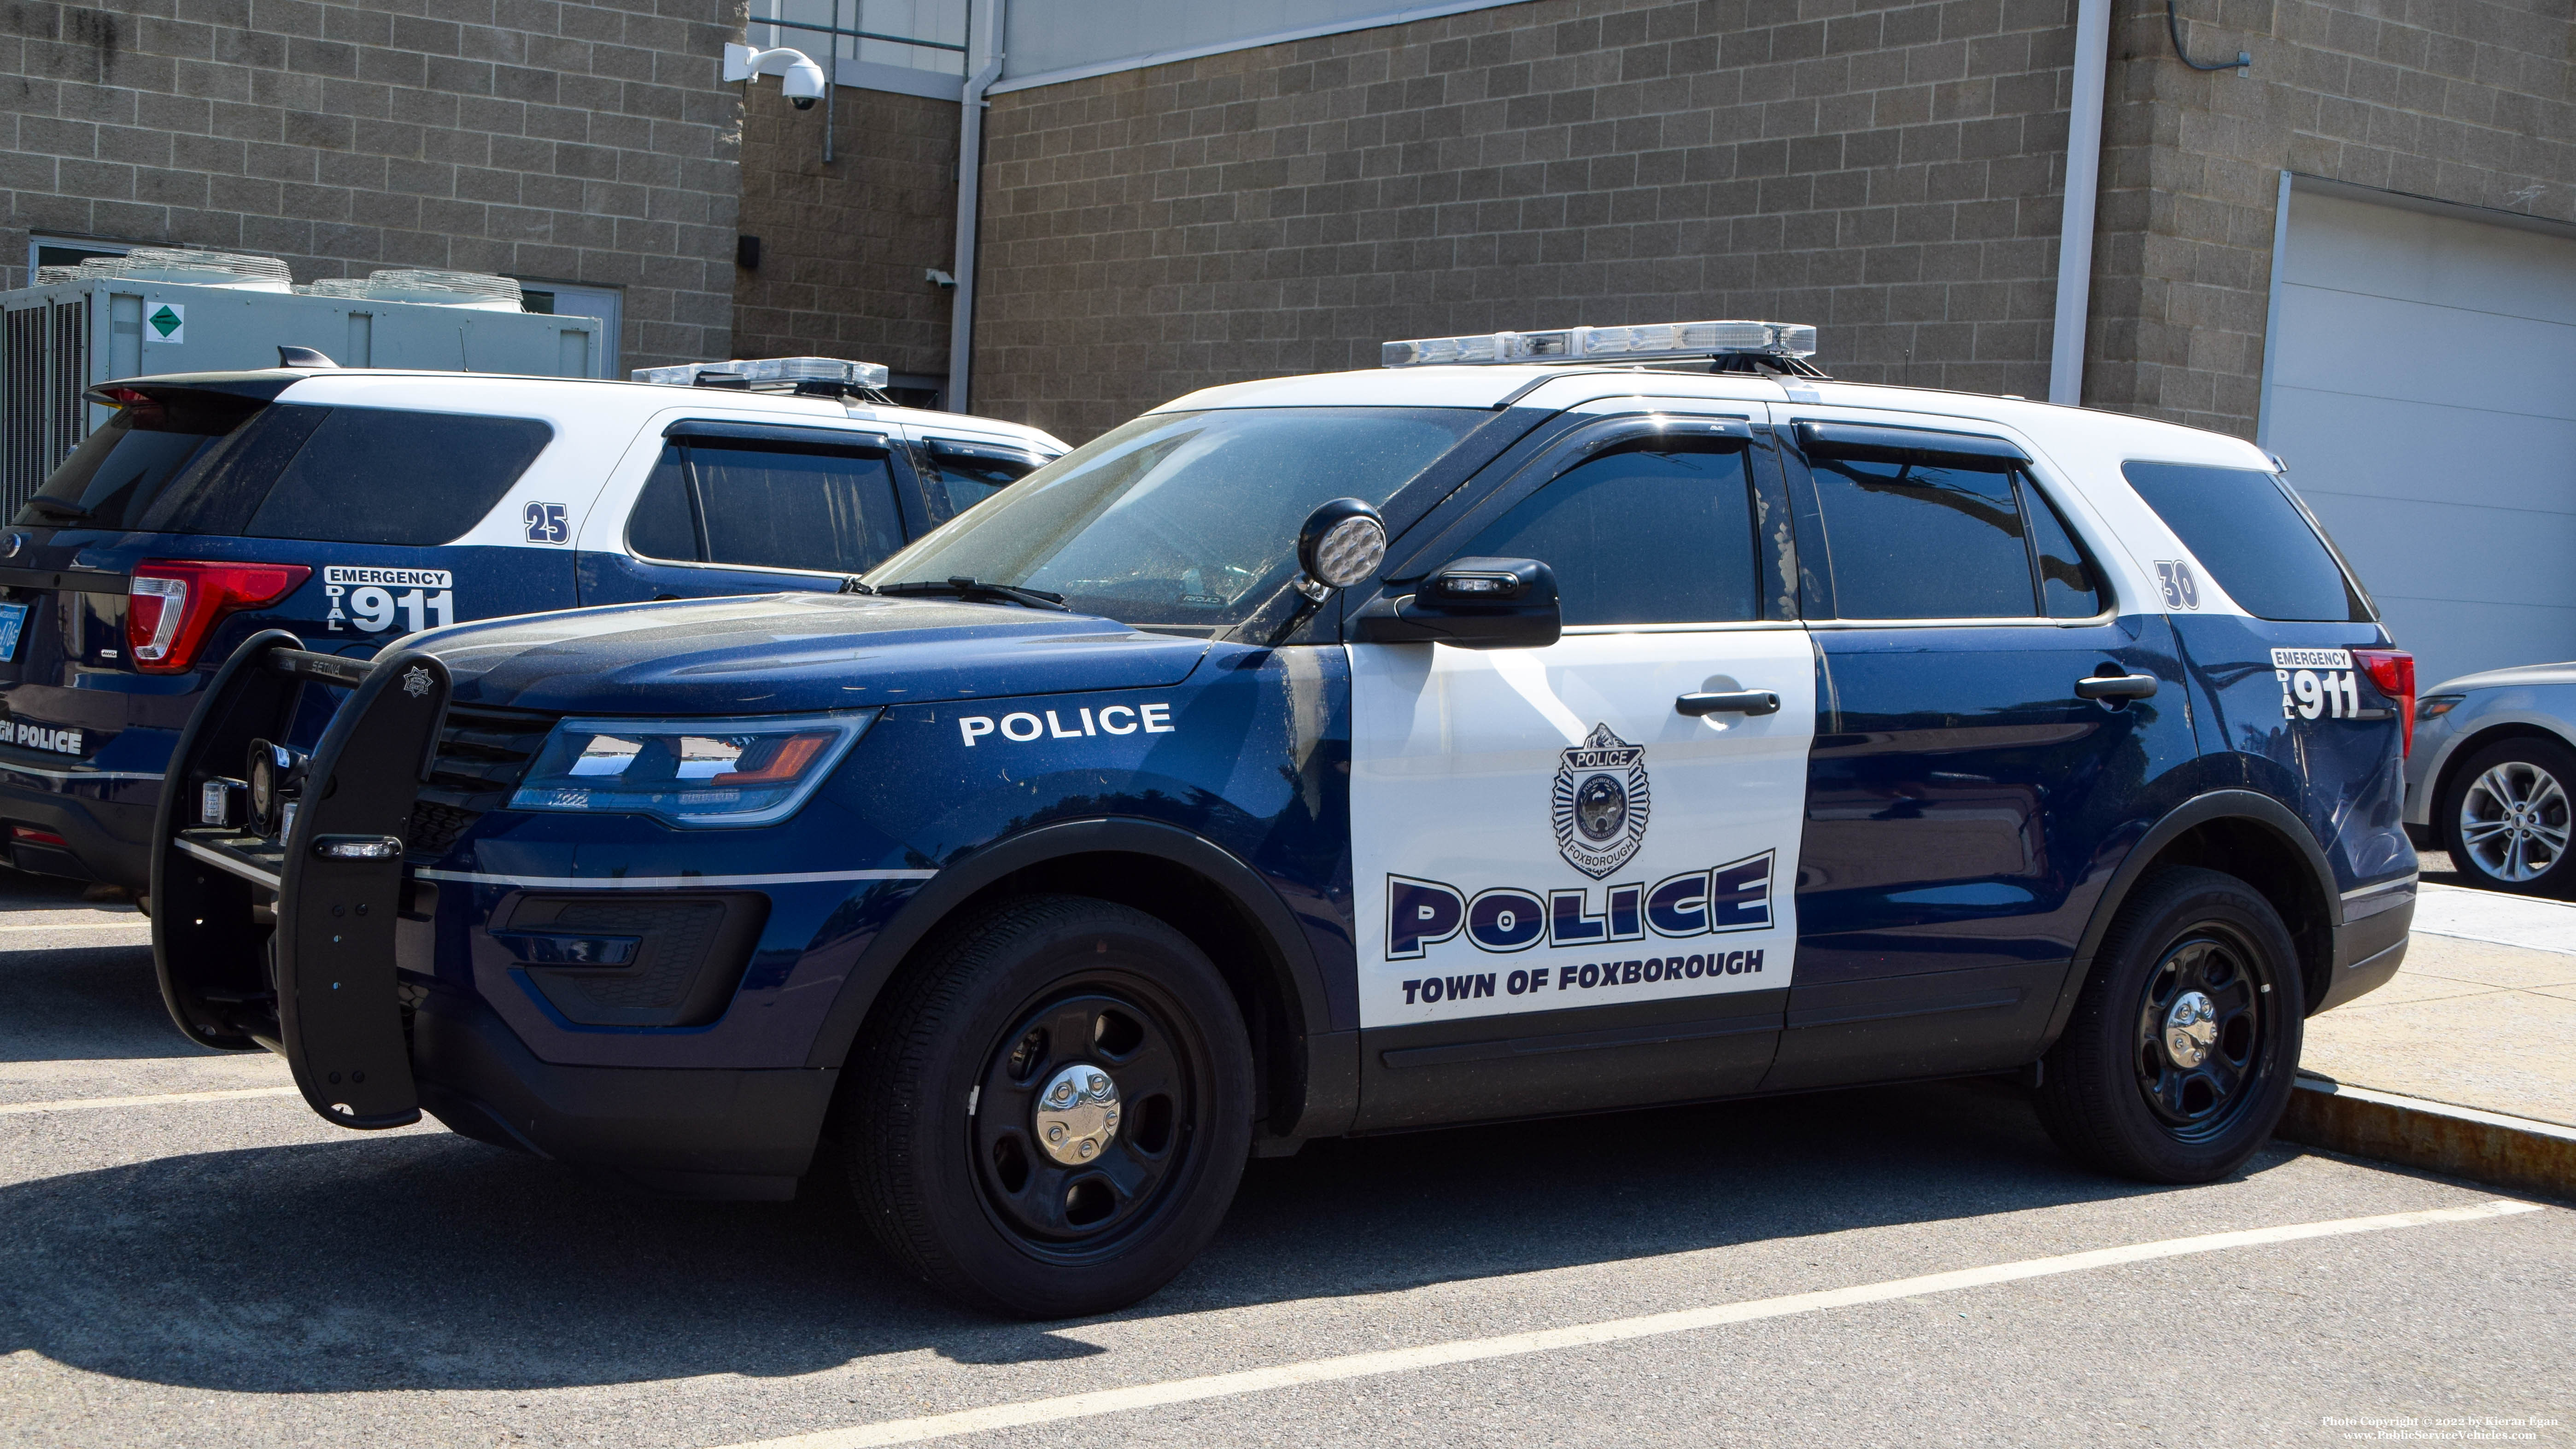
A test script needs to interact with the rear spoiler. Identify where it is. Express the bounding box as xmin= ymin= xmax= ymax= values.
xmin=150 ymin=630 xmax=449 ymax=1129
